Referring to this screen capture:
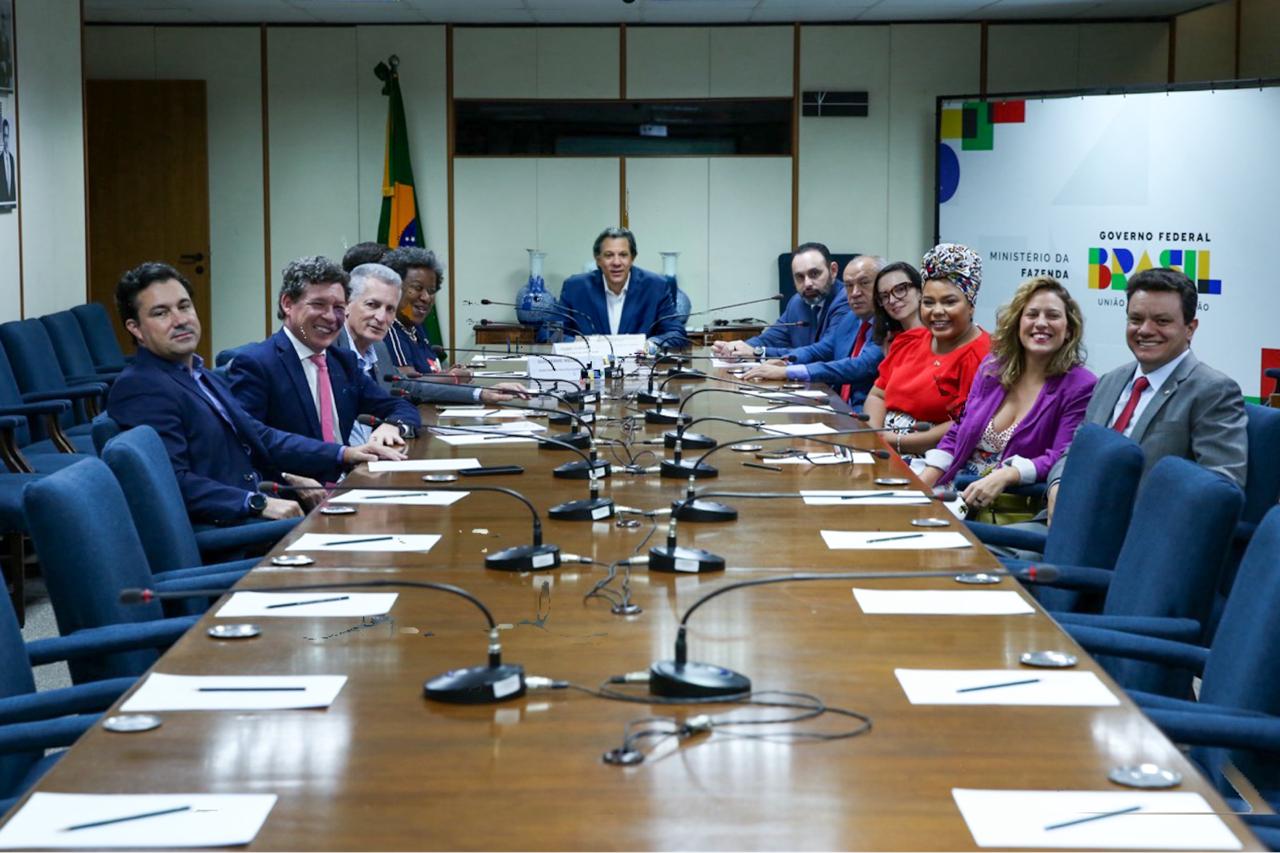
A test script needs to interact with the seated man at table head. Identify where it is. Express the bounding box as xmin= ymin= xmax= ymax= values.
xmin=741 ymin=254 xmax=884 ymax=408
xmin=1045 ymin=266 xmax=1246 ymax=520
xmin=714 ymin=242 xmax=852 ymax=360
xmin=557 ymin=226 xmax=688 ymax=352
xmin=227 ymin=255 xmax=419 ymax=453
xmin=107 ymin=262 xmax=397 ymax=524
